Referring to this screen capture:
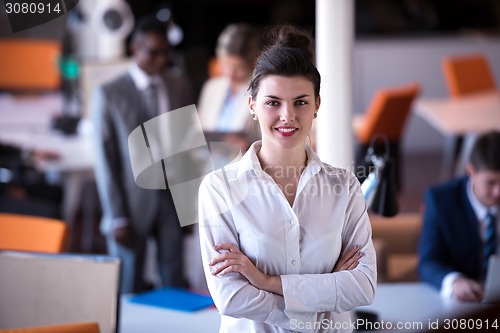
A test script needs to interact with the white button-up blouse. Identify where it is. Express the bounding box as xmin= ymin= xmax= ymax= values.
xmin=198 ymin=141 xmax=377 ymax=333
